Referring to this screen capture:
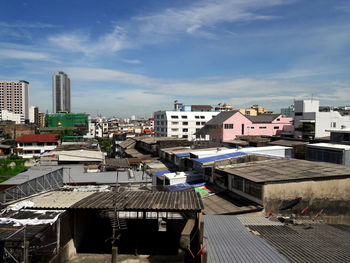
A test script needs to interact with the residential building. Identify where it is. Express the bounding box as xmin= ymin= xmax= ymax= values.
xmin=214 ymin=157 xmax=350 ymax=225
xmin=214 ymin=103 xmax=234 ymax=111
xmin=52 ymin=71 xmax=70 ymax=113
xmin=239 ymin=105 xmax=273 ymax=116
xmin=29 ymin=106 xmax=39 ymax=124
xmin=154 ymin=110 xmax=219 ymax=140
xmin=0 ymin=110 xmax=24 ymax=124
xmin=294 ymin=100 xmax=350 ymax=139
xmin=0 ymin=80 xmax=29 ymax=121
xmin=38 ymin=112 xmax=45 ymax=128
xmin=197 ymin=111 xmax=293 ymax=144
xmin=16 ymin=134 xmax=59 ymax=158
